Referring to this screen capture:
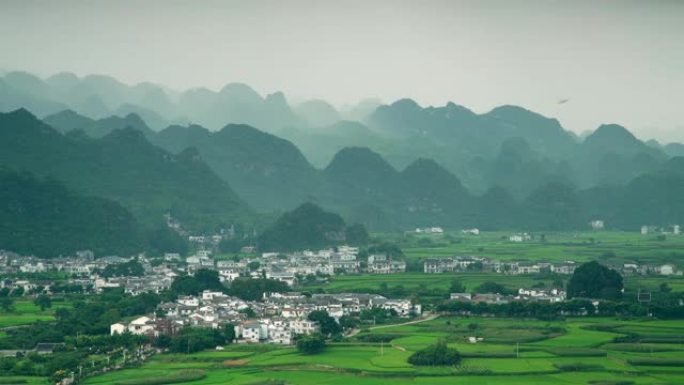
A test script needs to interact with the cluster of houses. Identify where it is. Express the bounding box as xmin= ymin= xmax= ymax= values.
xmin=110 ymin=290 xmax=421 ymax=345
xmin=424 ymin=256 xmax=681 ymax=277
xmin=423 ymin=256 xmax=577 ymax=275
xmin=413 ymin=227 xmax=444 ymax=234
xmin=0 ymin=245 xmax=411 ymax=295
xmin=641 ymin=225 xmax=681 ymax=235
xmin=450 ymin=288 xmax=566 ymax=304
xmin=186 ymin=246 xmax=406 ymax=286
